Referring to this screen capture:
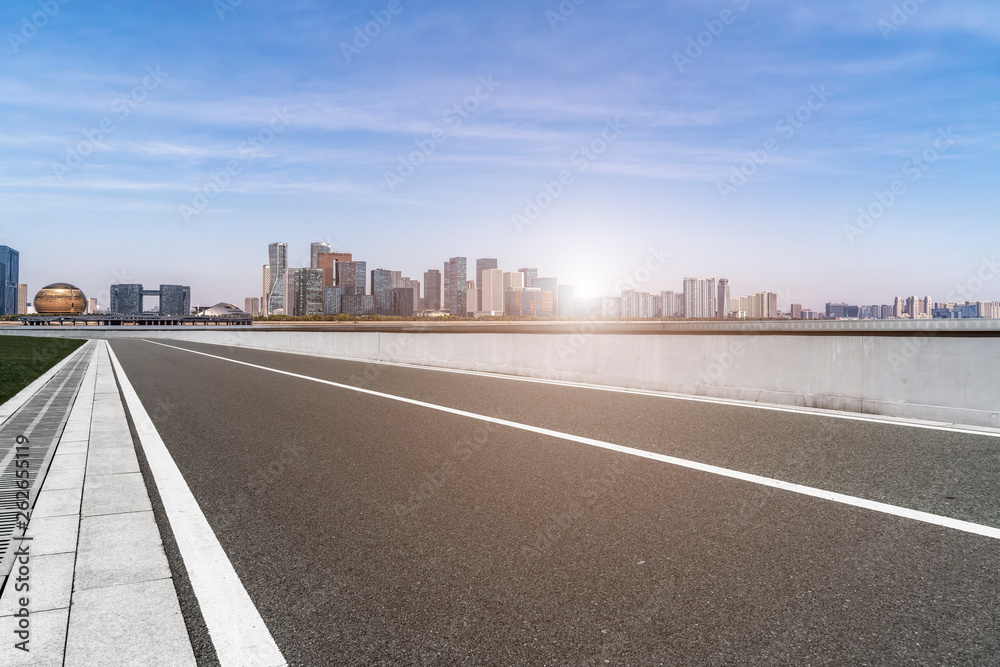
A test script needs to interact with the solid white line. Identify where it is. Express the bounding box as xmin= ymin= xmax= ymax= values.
xmin=106 ymin=341 xmax=287 ymax=667
xmin=153 ymin=337 xmax=1000 ymax=438
xmin=143 ymin=339 xmax=1000 ymax=542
